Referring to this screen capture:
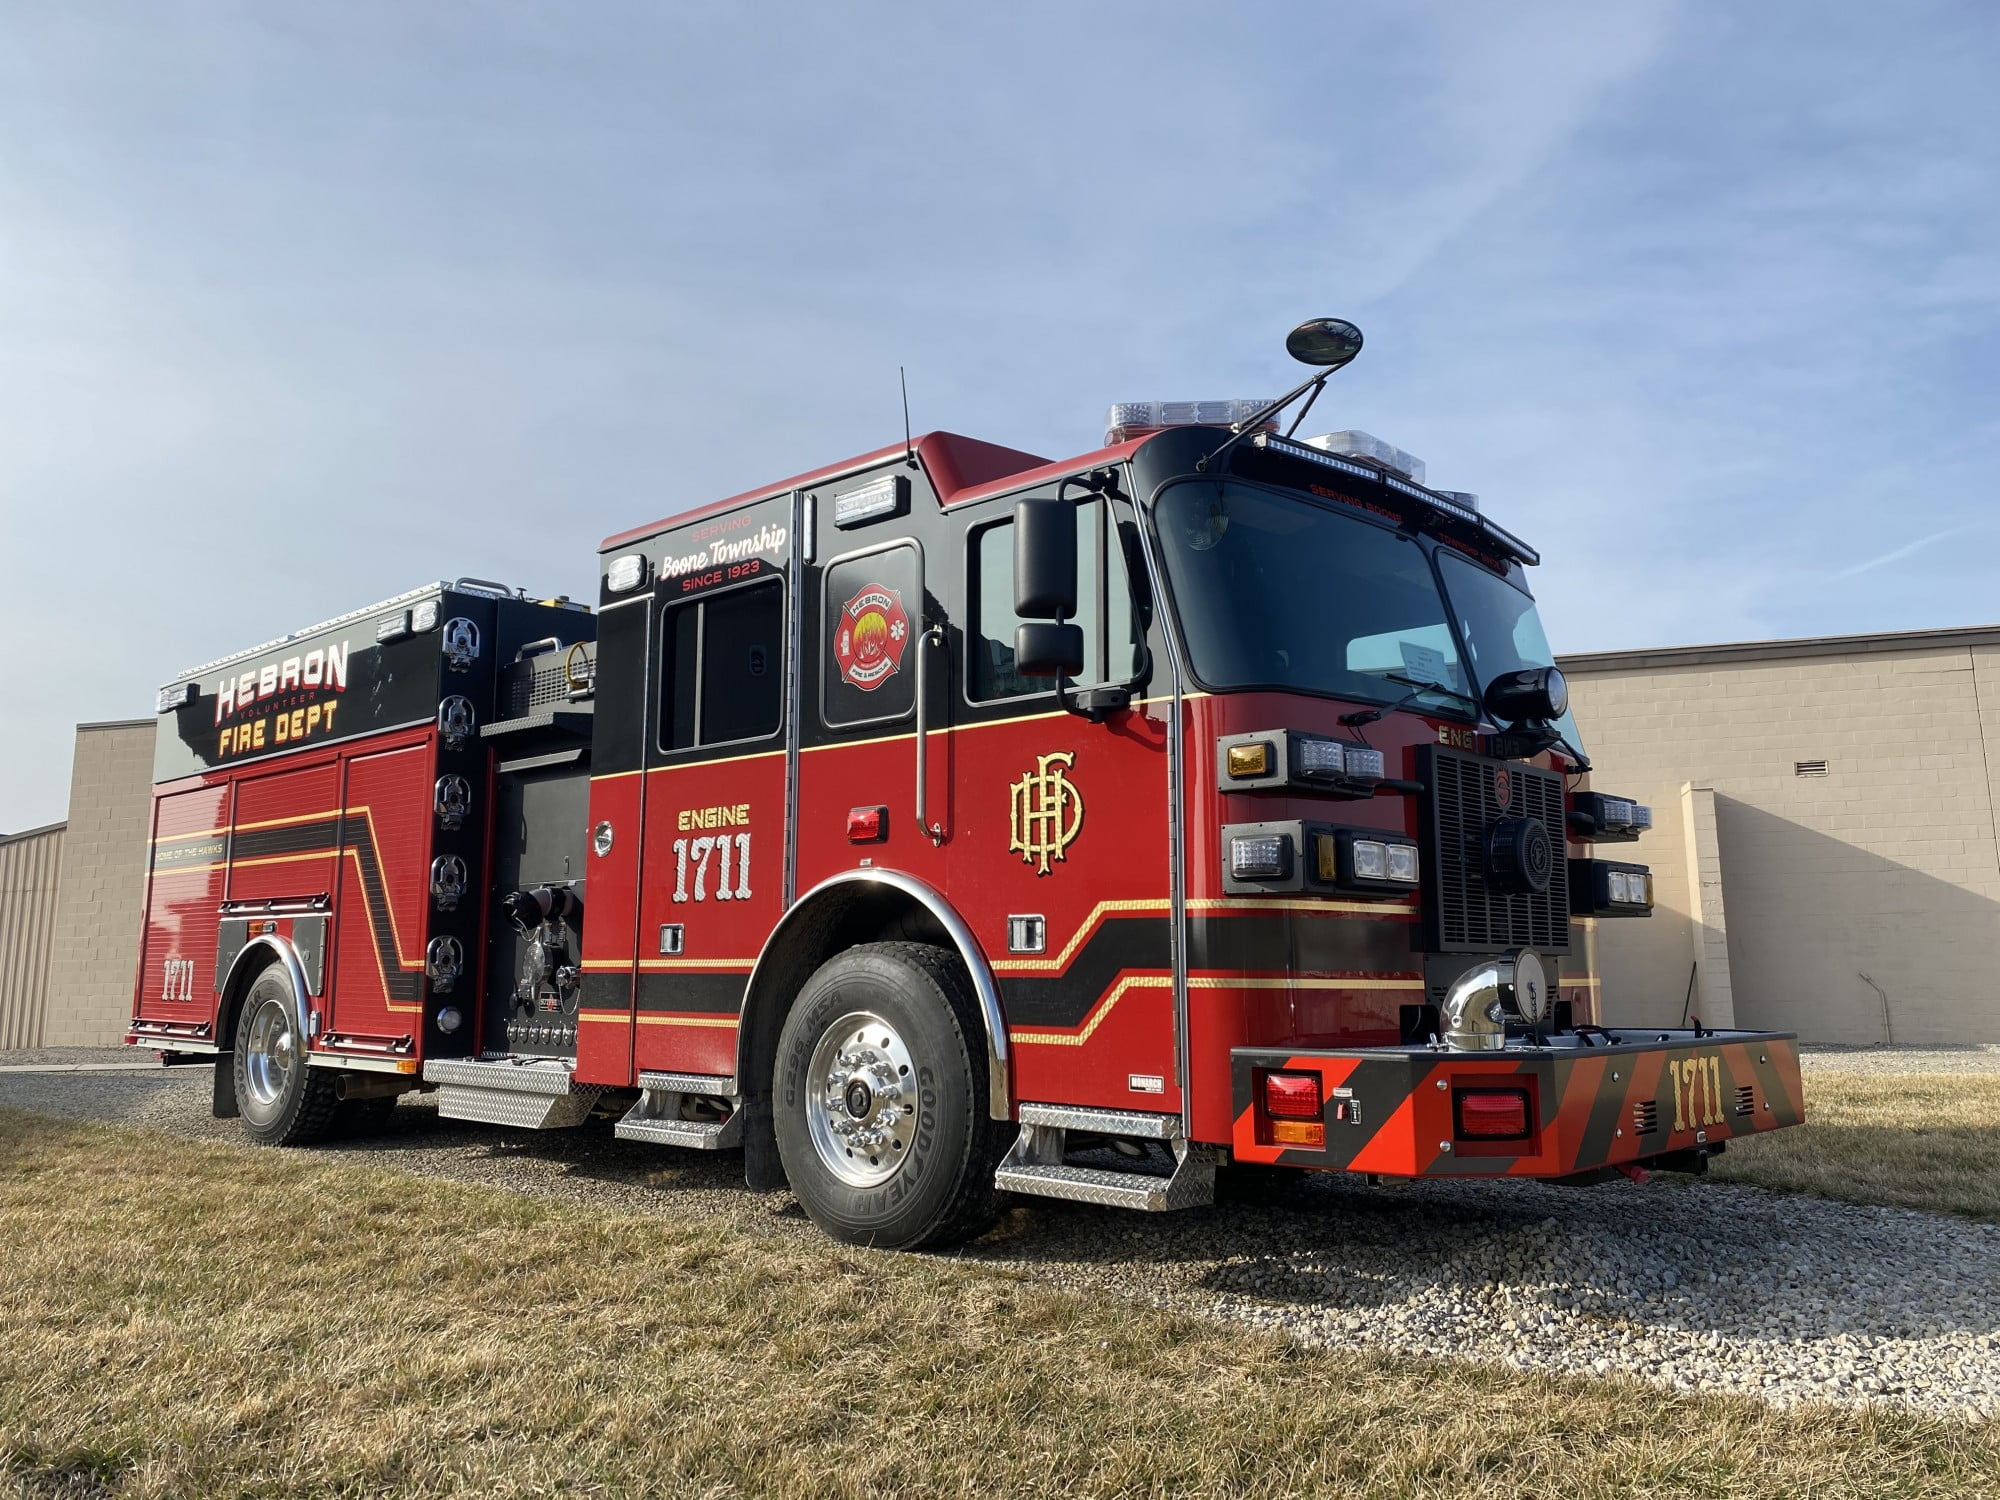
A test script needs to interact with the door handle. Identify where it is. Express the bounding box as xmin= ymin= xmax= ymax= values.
xmin=914 ymin=625 xmax=946 ymax=845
